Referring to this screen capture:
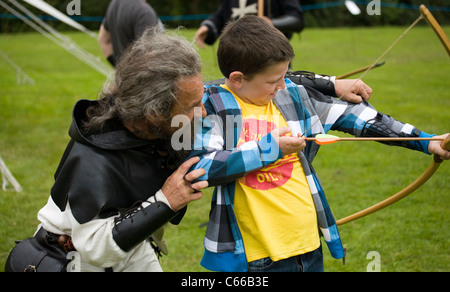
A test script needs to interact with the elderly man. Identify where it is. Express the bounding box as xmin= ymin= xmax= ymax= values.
xmin=6 ymin=29 xmax=207 ymax=272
